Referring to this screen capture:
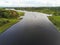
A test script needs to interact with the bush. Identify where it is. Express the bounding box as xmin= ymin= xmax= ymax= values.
xmin=0 ymin=19 xmax=10 ymax=26
xmin=0 ymin=9 xmax=19 ymax=18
